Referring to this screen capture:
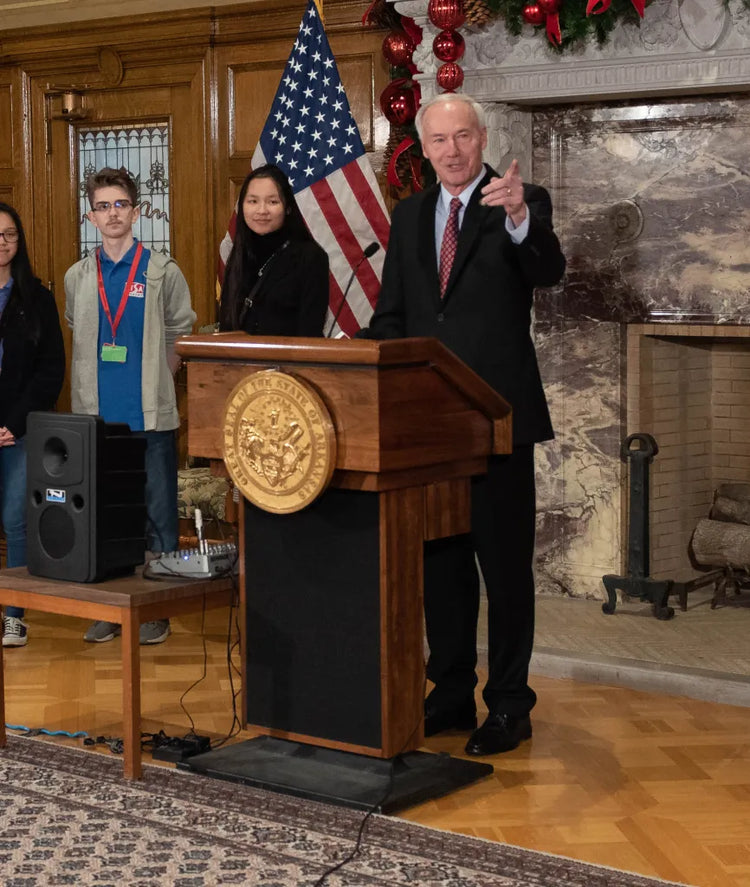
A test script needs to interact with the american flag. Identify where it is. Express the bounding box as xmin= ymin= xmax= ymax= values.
xmin=219 ymin=0 xmax=389 ymax=336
